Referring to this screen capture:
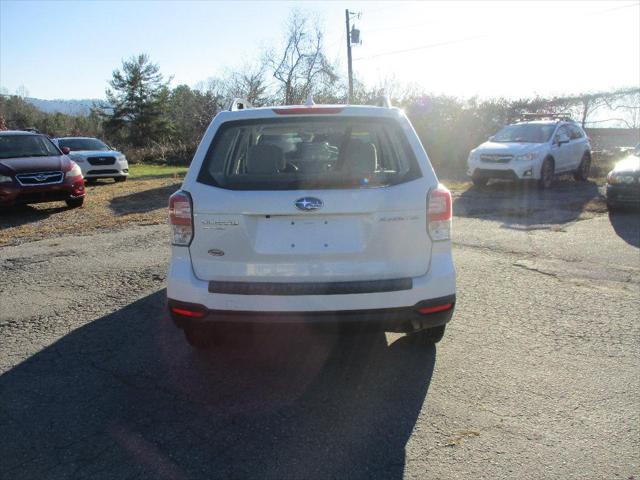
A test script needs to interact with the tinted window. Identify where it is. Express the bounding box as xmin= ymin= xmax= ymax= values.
xmin=0 ymin=135 xmax=61 ymax=159
xmin=492 ymin=124 xmax=556 ymax=143
xmin=567 ymin=125 xmax=584 ymax=140
xmin=197 ymin=117 xmax=421 ymax=190
xmin=57 ymin=138 xmax=110 ymax=151
xmin=555 ymin=125 xmax=570 ymax=141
